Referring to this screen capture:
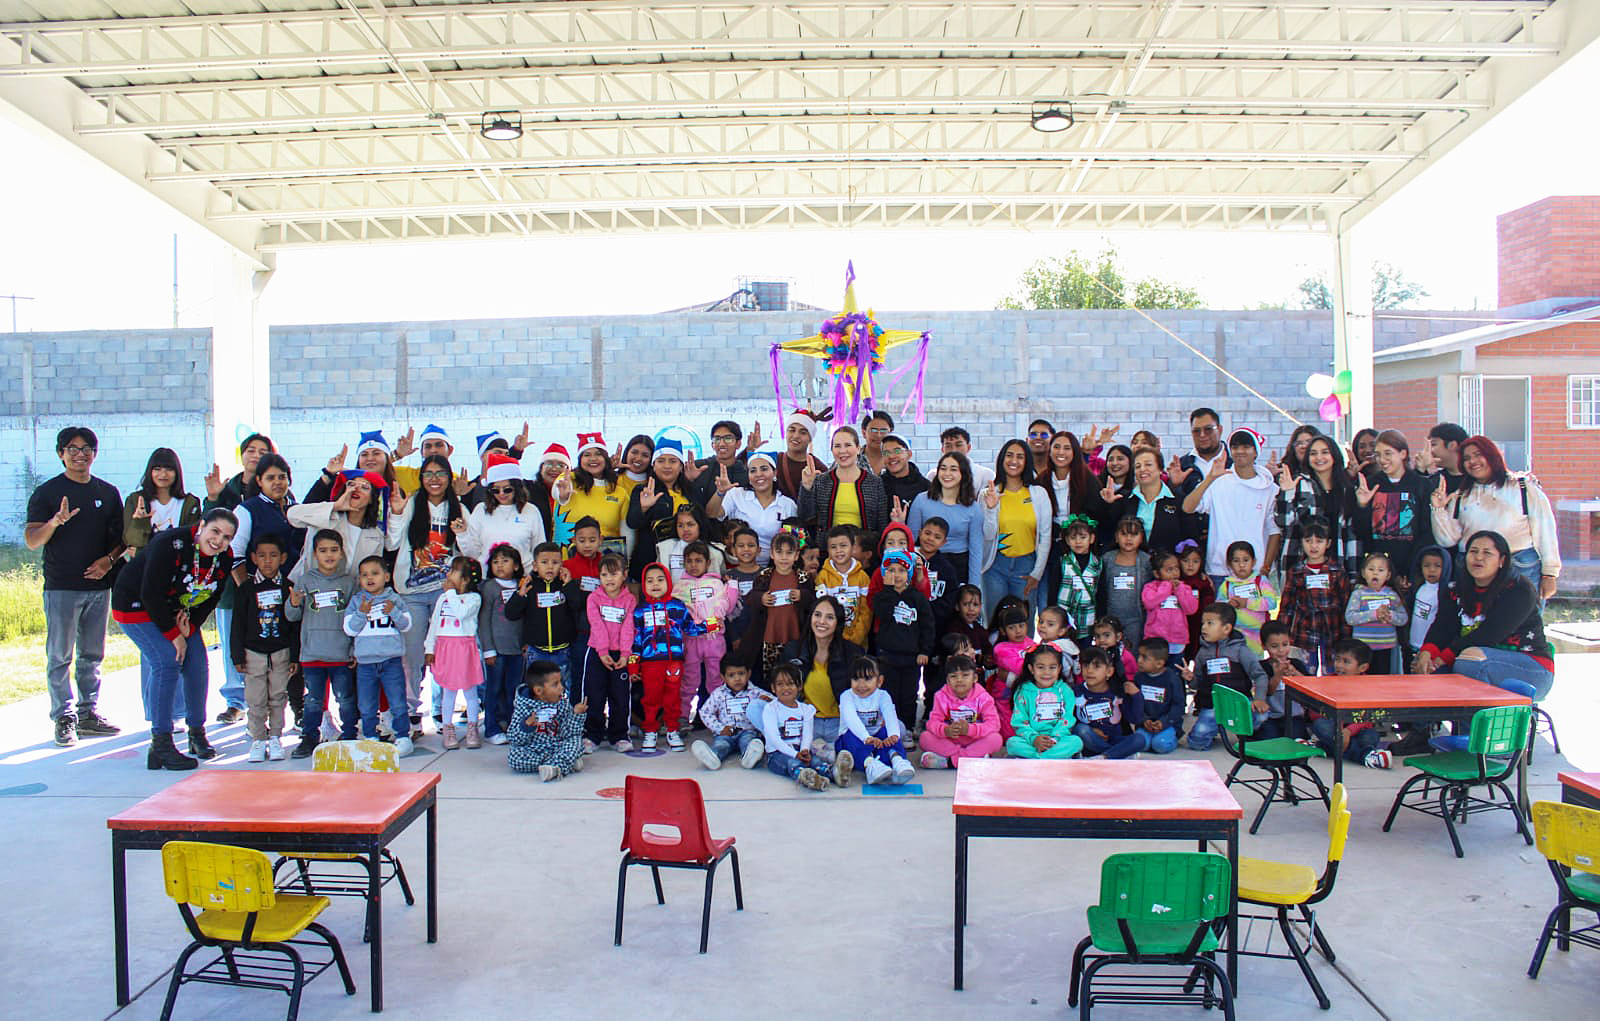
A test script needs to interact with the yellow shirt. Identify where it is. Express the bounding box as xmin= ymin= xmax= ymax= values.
xmin=392 ymin=464 xmax=419 ymax=497
xmin=556 ymin=482 xmax=626 ymax=551
xmin=997 ymin=487 xmax=1037 ymax=558
xmin=805 ymin=660 xmax=839 ymax=718
xmin=831 ymin=477 xmax=862 ymax=527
